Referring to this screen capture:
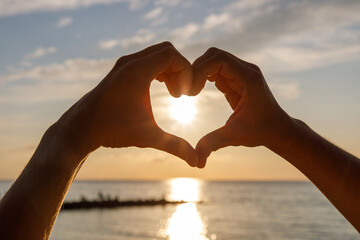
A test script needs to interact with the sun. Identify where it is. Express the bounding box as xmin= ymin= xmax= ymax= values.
xmin=169 ymin=96 xmax=197 ymax=124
